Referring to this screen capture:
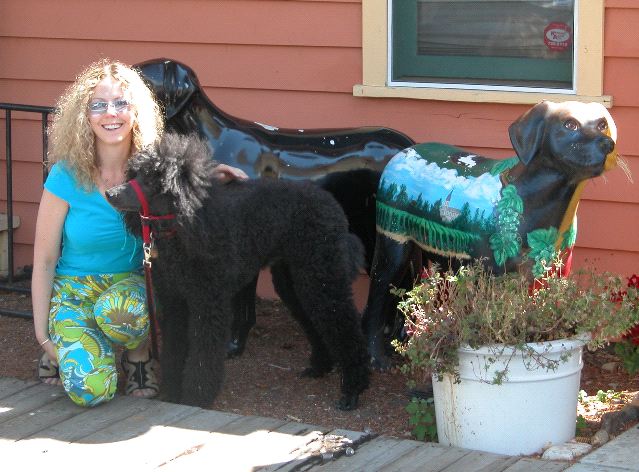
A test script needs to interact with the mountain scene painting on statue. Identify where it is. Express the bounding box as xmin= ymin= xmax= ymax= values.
xmin=376 ymin=143 xmax=575 ymax=276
